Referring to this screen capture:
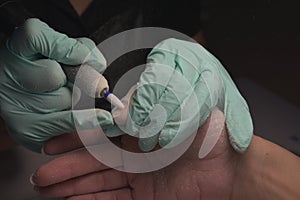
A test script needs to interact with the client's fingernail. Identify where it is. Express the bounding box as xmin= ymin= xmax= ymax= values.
xmin=30 ymin=173 xmax=36 ymax=186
